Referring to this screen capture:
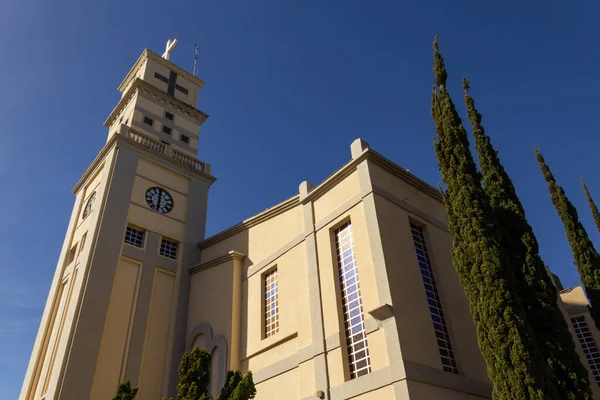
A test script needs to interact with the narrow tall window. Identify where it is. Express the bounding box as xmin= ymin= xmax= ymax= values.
xmin=410 ymin=223 xmax=458 ymax=374
xmin=571 ymin=316 xmax=600 ymax=383
xmin=335 ymin=221 xmax=371 ymax=379
xmin=264 ymin=269 xmax=279 ymax=338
